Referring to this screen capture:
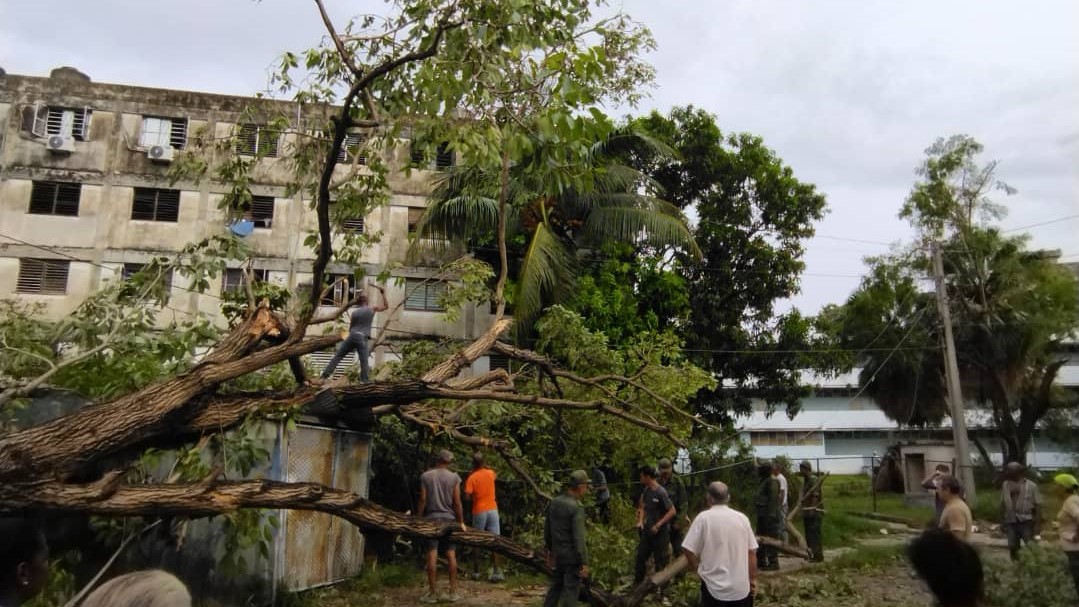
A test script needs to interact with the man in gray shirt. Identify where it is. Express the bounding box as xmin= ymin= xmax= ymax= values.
xmin=320 ymin=284 xmax=387 ymax=382
xmin=1000 ymin=461 xmax=1041 ymax=561
xmin=418 ymin=450 xmax=465 ymax=603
